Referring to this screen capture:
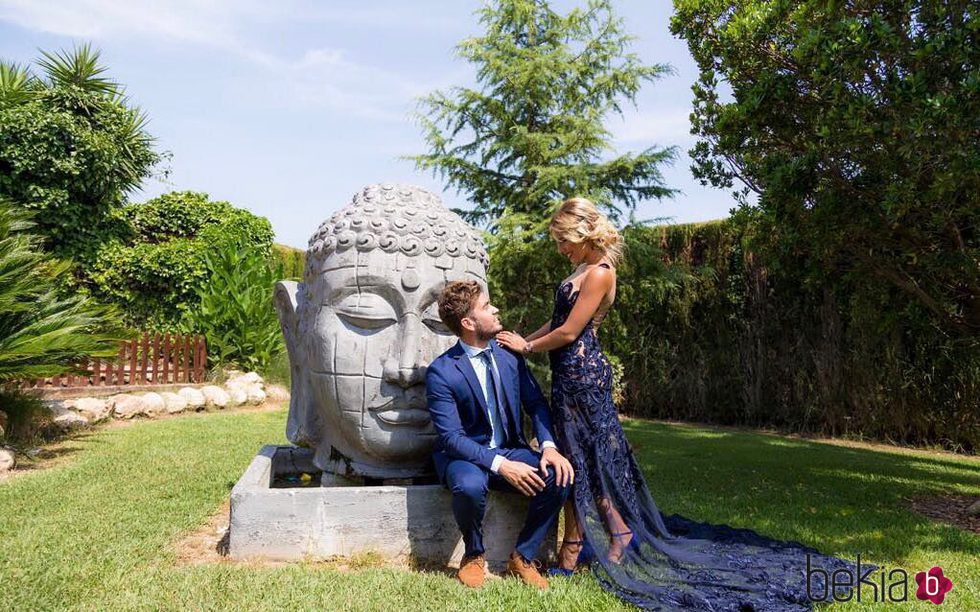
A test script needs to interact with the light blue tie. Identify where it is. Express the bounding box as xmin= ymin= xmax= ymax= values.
xmin=479 ymin=350 xmax=506 ymax=448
